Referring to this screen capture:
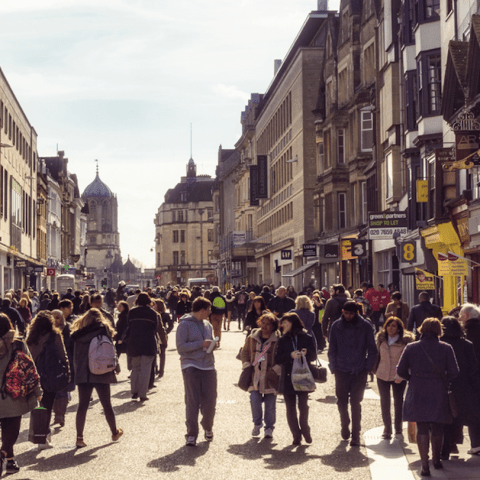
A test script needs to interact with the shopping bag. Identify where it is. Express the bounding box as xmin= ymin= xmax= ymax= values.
xmin=291 ymin=354 xmax=316 ymax=392
xmin=29 ymin=406 xmax=49 ymax=444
